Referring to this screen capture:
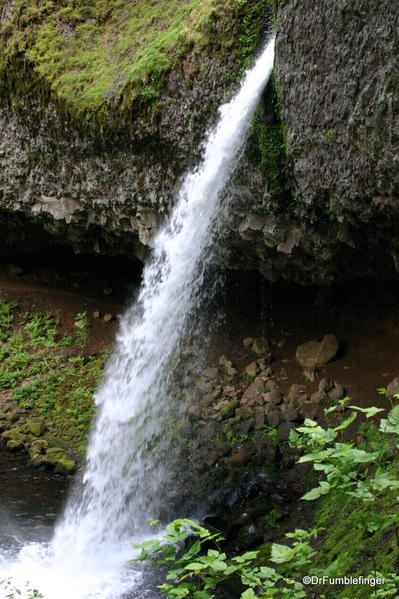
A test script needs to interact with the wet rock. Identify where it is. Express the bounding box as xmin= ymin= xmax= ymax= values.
xmin=265 ymin=405 xmax=280 ymax=428
xmin=280 ymin=403 xmax=298 ymax=423
xmin=1 ymin=428 xmax=24 ymax=442
xmin=236 ymin=405 xmax=254 ymax=420
xmin=327 ymin=381 xmax=344 ymax=401
xmin=219 ymin=400 xmax=238 ymax=421
xmin=387 ymin=377 xmax=399 ymax=398
xmin=54 ymin=458 xmax=76 ymax=474
xmin=7 ymin=439 xmax=24 ymax=450
xmin=254 ymin=406 xmax=265 ymax=430
xmin=230 ymin=452 xmax=249 ymax=465
xmin=244 ymin=362 xmax=258 ymax=379
xmin=29 ymin=439 xmax=48 ymax=459
xmin=31 ymin=455 xmax=48 ymax=468
xmin=203 ymin=367 xmax=219 ymax=380
xmin=103 ymin=313 xmax=114 ymax=322
xmin=299 ymin=400 xmax=320 ymax=421
xmin=286 ymin=384 xmax=307 ymax=406
xmin=319 ymin=378 xmax=334 ymax=393
xmin=310 ymin=391 xmax=325 ymax=403
xmin=241 ymin=379 xmax=264 ymax=406
xmin=296 ymin=334 xmax=339 ymax=368
xmin=219 ymin=356 xmax=237 ymax=377
xmin=23 ymin=420 xmax=45 ymax=437
xmin=46 ymin=447 xmax=67 ymax=465
xmin=251 ymin=337 xmax=269 ymax=356
xmin=277 ymin=422 xmax=296 ymax=441
xmin=263 ymin=380 xmax=282 ymax=405
xmin=187 ymin=405 xmax=201 ymax=422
